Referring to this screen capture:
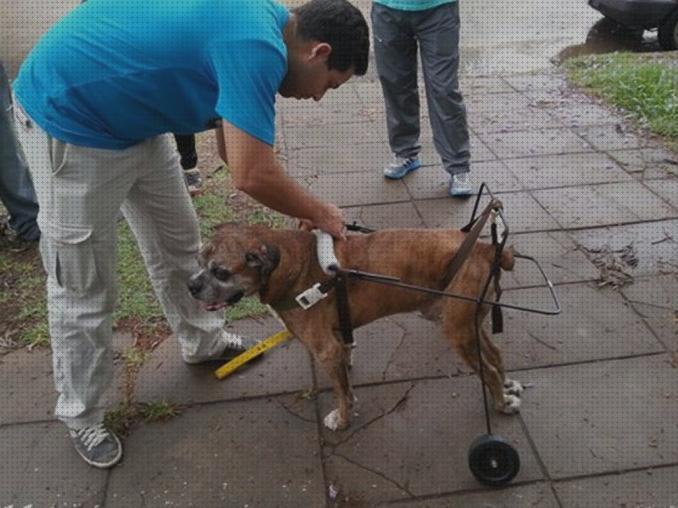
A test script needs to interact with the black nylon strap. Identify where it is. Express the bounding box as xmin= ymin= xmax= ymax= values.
xmin=441 ymin=199 xmax=500 ymax=286
xmin=334 ymin=270 xmax=354 ymax=345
